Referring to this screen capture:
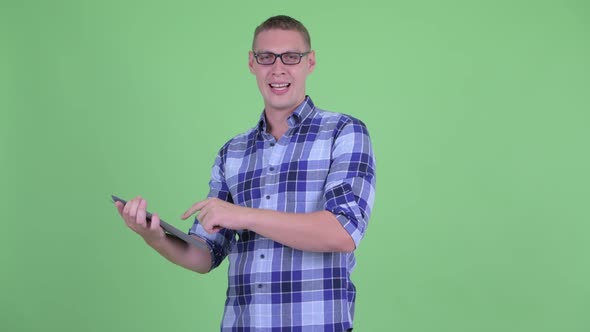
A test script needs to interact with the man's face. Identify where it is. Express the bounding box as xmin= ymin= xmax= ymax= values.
xmin=249 ymin=29 xmax=315 ymax=114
